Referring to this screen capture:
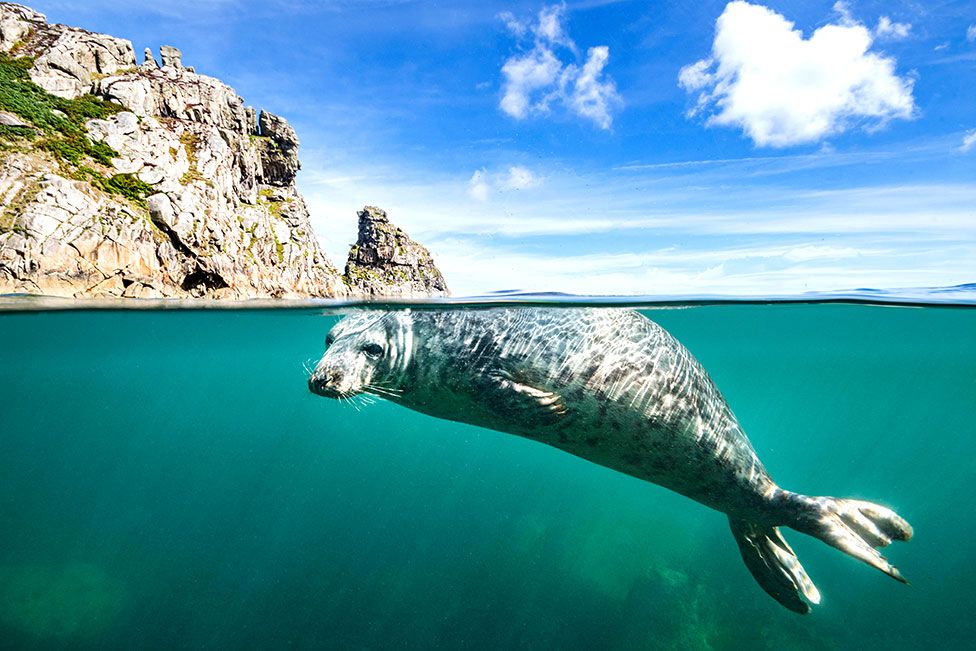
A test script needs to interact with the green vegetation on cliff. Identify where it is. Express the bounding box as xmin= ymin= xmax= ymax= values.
xmin=0 ymin=53 xmax=122 ymax=163
xmin=0 ymin=53 xmax=151 ymax=206
xmin=72 ymin=166 xmax=154 ymax=208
